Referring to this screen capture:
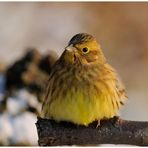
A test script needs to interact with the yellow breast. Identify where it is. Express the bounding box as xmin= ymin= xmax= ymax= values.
xmin=42 ymin=78 xmax=121 ymax=126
